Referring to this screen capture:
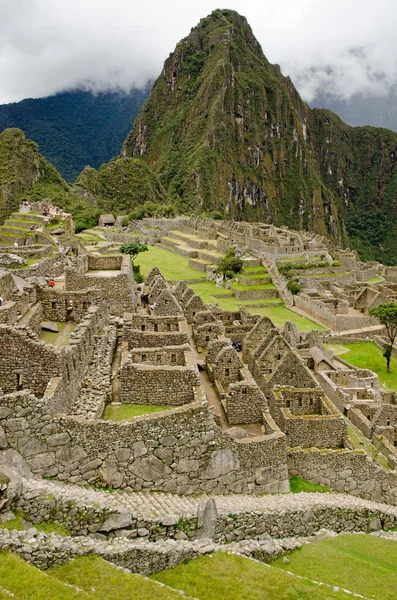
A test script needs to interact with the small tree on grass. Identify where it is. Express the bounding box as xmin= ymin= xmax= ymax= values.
xmin=120 ymin=242 xmax=148 ymax=264
xmin=369 ymin=303 xmax=397 ymax=372
xmin=217 ymin=248 xmax=243 ymax=282
xmin=287 ymin=278 xmax=301 ymax=305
